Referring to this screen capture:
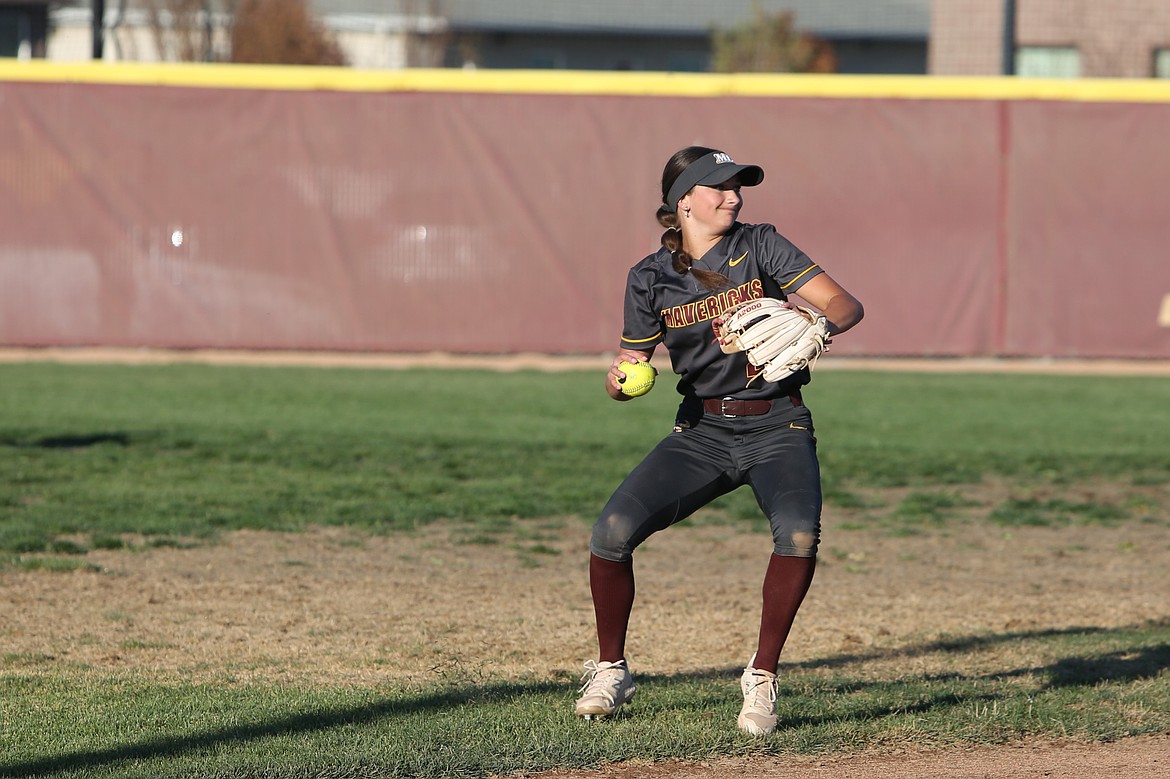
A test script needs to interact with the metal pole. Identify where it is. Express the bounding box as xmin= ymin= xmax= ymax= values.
xmin=92 ymin=0 xmax=106 ymax=59
xmin=1002 ymin=0 xmax=1017 ymax=75
xmin=203 ymin=0 xmax=214 ymax=62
